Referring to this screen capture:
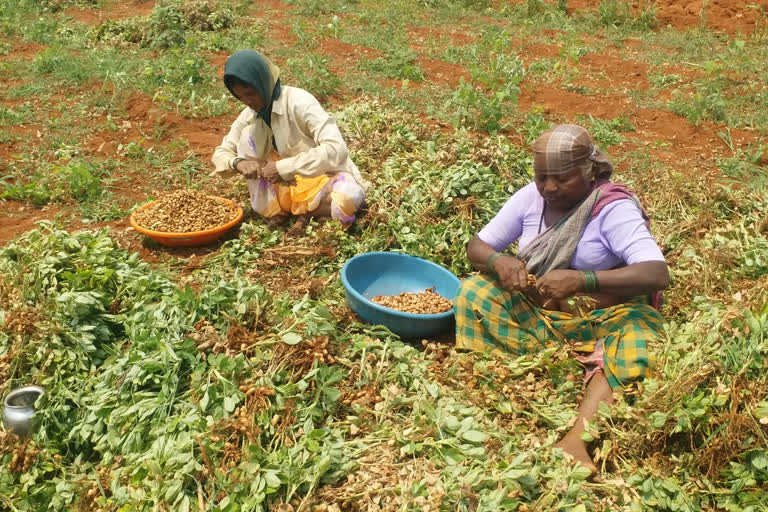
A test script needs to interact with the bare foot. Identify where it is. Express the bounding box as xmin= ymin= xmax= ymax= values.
xmin=266 ymin=213 xmax=290 ymax=227
xmin=286 ymin=215 xmax=310 ymax=237
xmin=556 ymin=433 xmax=598 ymax=475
